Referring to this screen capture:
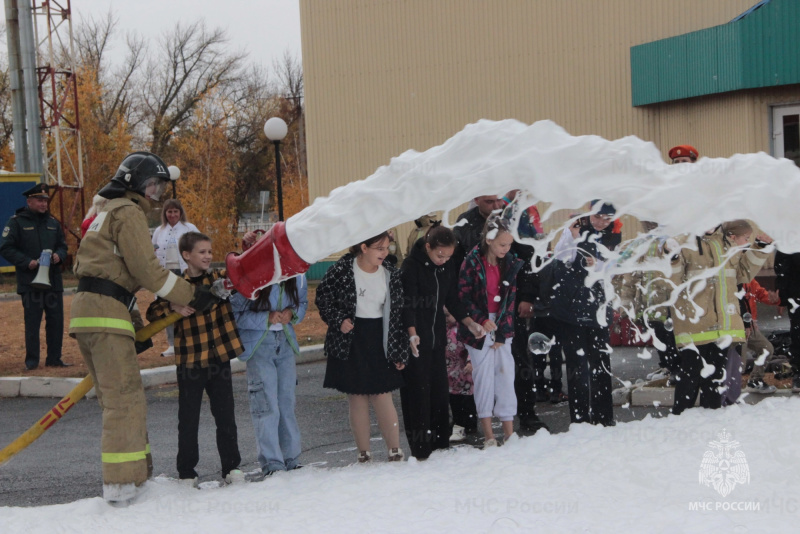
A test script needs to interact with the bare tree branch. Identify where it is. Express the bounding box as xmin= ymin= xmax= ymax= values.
xmin=142 ymin=21 xmax=246 ymax=155
xmin=74 ymin=12 xmax=144 ymax=134
xmin=273 ymin=49 xmax=303 ymax=123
